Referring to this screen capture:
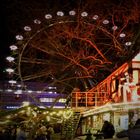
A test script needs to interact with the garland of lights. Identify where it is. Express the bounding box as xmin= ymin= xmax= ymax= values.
xmin=63 ymin=110 xmax=73 ymax=119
